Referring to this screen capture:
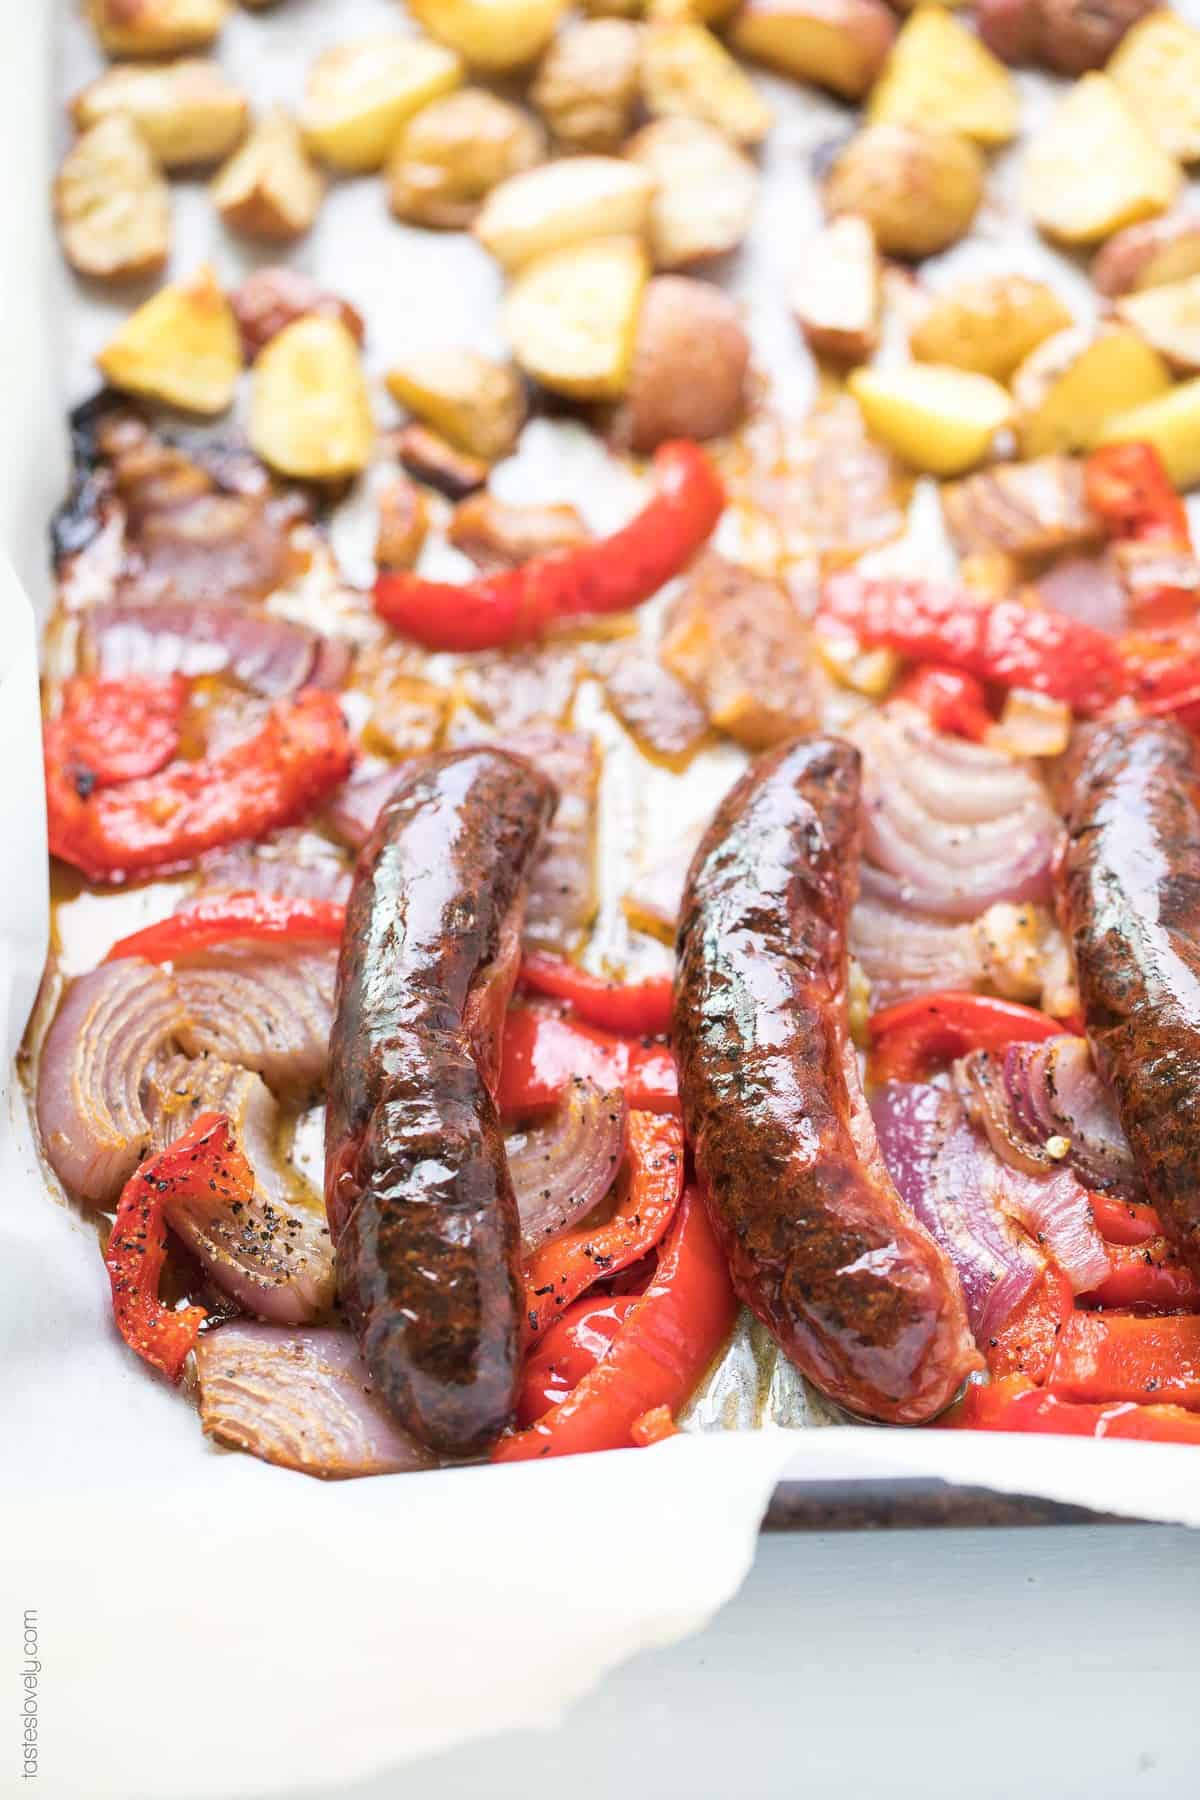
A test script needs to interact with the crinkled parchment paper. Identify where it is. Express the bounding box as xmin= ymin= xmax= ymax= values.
xmin=3 ymin=6 xmax=1200 ymax=1798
